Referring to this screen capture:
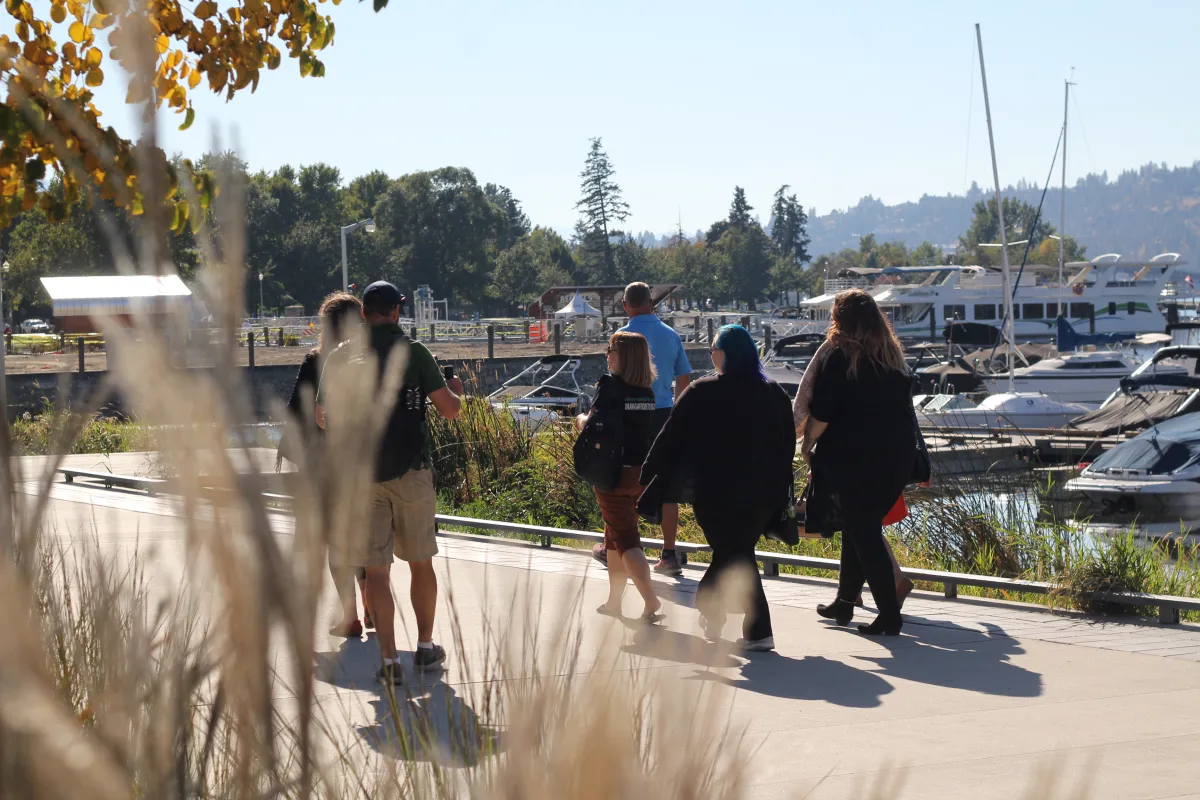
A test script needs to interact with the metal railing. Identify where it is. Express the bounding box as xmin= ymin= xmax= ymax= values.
xmin=53 ymin=467 xmax=1200 ymax=625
